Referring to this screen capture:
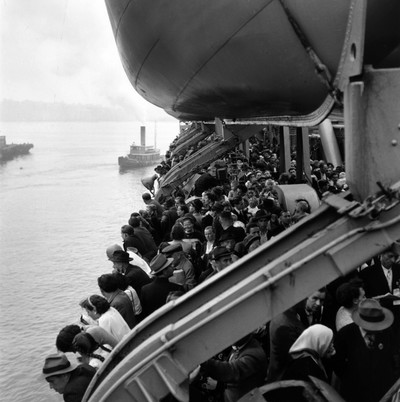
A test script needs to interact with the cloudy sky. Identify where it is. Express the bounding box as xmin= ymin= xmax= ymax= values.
xmin=0 ymin=0 xmax=171 ymax=119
